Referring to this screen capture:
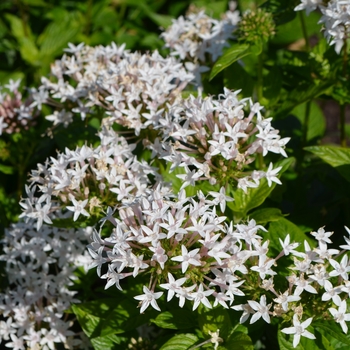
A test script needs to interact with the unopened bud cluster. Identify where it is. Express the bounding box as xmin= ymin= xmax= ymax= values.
xmin=237 ymin=8 xmax=276 ymax=44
